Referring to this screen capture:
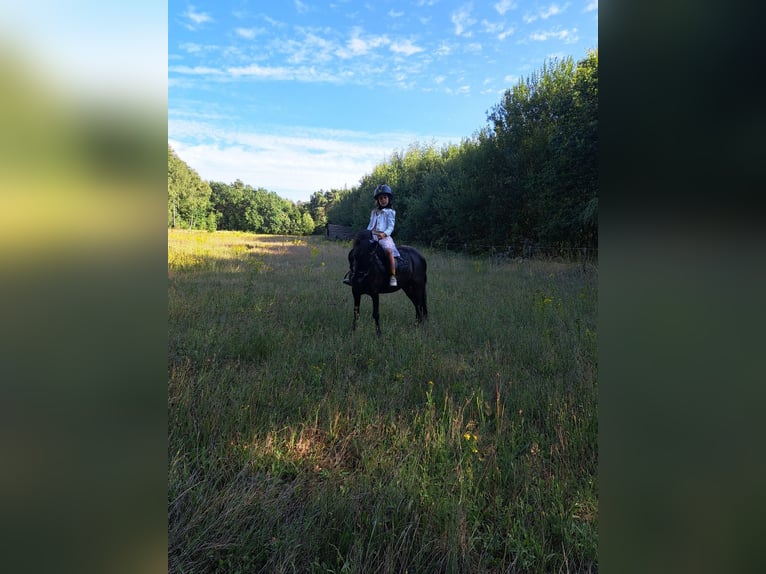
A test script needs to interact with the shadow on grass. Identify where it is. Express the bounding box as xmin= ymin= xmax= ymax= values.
xmin=168 ymin=229 xmax=598 ymax=573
